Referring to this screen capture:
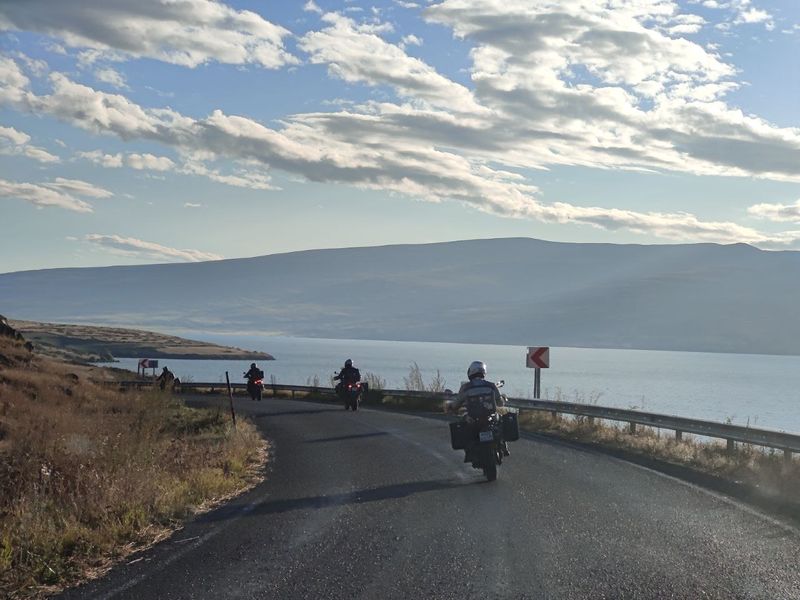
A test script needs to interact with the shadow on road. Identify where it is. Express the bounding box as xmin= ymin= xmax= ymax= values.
xmin=204 ymin=478 xmax=466 ymax=522
xmin=253 ymin=408 xmax=343 ymax=418
xmin=305 ymin=432 xmax=389 ymax=443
